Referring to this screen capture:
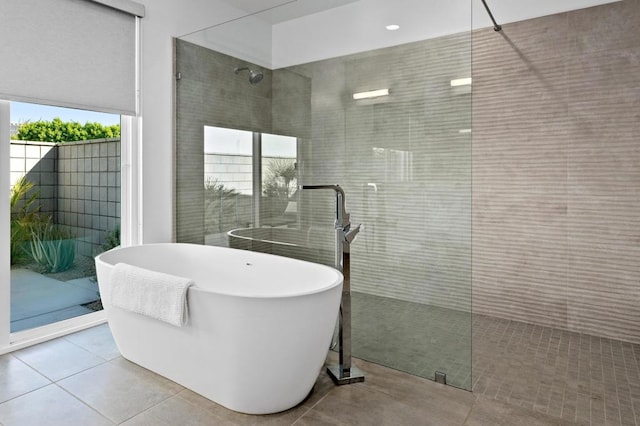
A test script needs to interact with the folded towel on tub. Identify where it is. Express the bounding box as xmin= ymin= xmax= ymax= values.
xmin=109 ymin=263 xmax=194 ymax=327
